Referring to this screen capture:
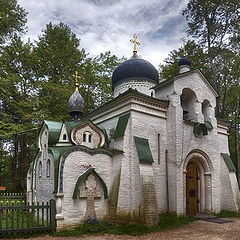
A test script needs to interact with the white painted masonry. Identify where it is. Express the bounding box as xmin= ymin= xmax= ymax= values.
xmin=27 ymin=63 xmax=239 ymax=229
